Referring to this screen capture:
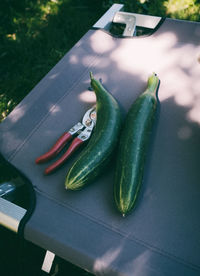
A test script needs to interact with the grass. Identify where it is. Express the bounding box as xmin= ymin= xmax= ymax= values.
xmin=0 ymin=0 xmax=200 ymax=275
xmin=0 ymin=0 xmax=106 ymax=120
